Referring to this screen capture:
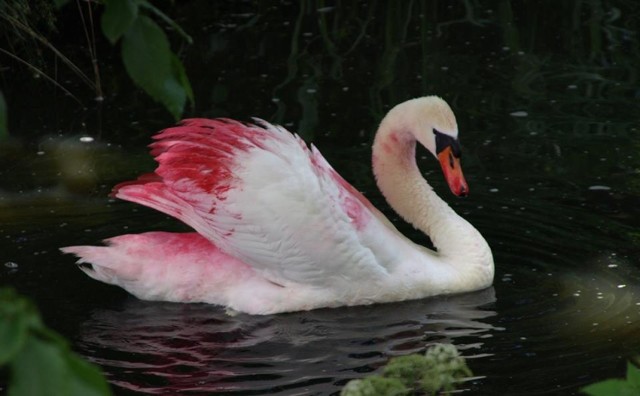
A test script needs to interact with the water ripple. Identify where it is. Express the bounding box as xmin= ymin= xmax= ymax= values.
xmin=77 ymin=289 xmax=497 ymax=394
